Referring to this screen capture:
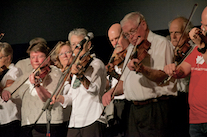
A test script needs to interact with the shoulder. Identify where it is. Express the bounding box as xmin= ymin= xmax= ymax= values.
xmin=50 ymin=65 xmax=62 ymax=77
xmin=149 ymin=31 xmax=169 ymax=43
xmin=15 ymin=58 xmax=30 ymax=66
xmin=7 ymin=63 xmax=22 ymax=77
xmin=91 ymin=58 xmax=105 ymax=69
xmin=149 ymin=31 xmax=171 ymax=50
